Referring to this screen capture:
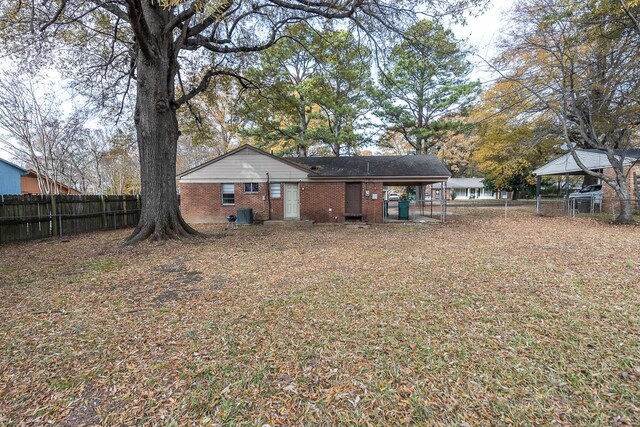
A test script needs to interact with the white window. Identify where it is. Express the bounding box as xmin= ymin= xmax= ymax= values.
xmin=270 ymin=183 xmax=281 ymax=199
xmin=244 ymin=183 xmax=259 ymax=193
xmin=221 ymin=184 xmax=235 ymax=205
